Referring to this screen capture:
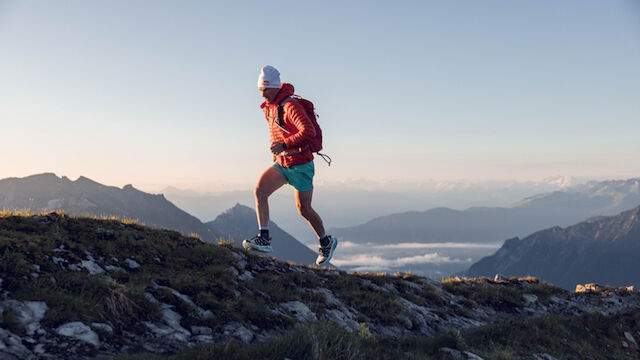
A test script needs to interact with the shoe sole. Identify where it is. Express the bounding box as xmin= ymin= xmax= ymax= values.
xmin=242 ymin=240 xmax=273 ymax=253
xmin=316 ymin=237 xmax=338 ymax=265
